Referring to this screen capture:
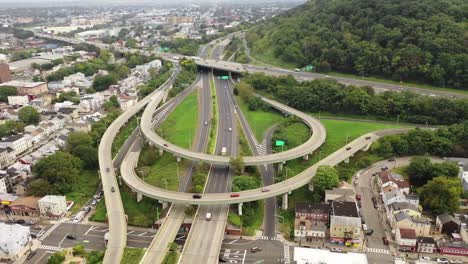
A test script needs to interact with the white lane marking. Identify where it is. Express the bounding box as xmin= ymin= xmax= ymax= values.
xmin=228 ymin=239 xmax=238 ymax=244
xmin=84 ymin=226 xmax=93 ymax=236
xmin=138 ymin=232 xmax=148 ymax=236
